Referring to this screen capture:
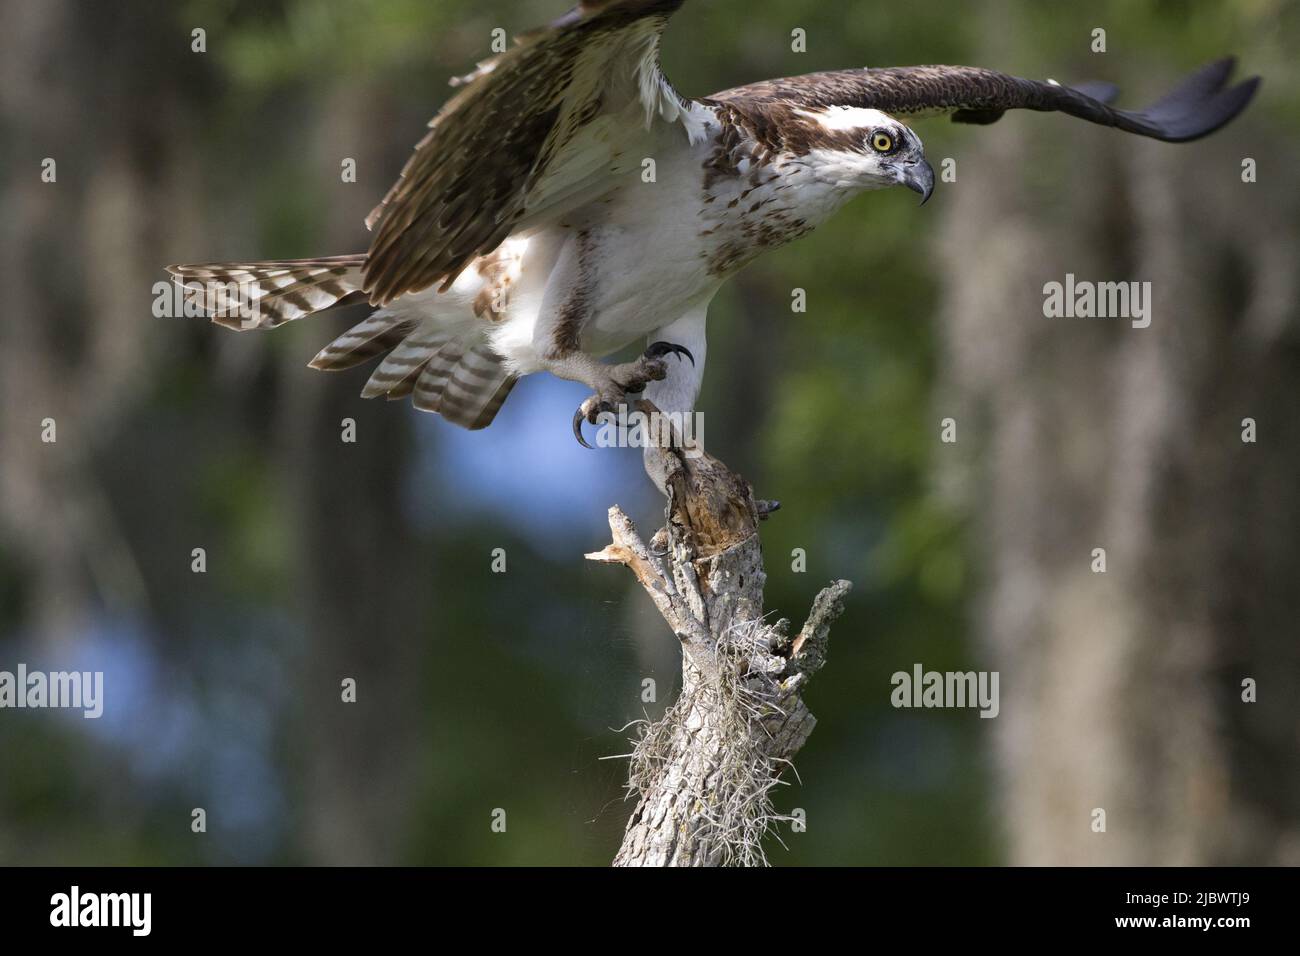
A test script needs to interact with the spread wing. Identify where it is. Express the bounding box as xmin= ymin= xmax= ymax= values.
xmin=710 ymin=57 xmax=1259 ymax=143
xmin=362 ymin=0 xmax=700 ymax=305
